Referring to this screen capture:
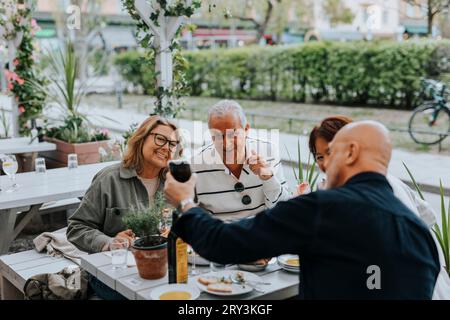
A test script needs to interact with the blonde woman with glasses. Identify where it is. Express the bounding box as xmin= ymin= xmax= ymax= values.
xmin=67 ymin=115 xmax=182 ymax=299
